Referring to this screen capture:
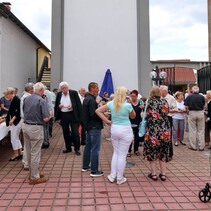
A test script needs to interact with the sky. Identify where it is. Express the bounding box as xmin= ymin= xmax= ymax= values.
xmin=5 ymin=0 xmax=208 ymax=61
